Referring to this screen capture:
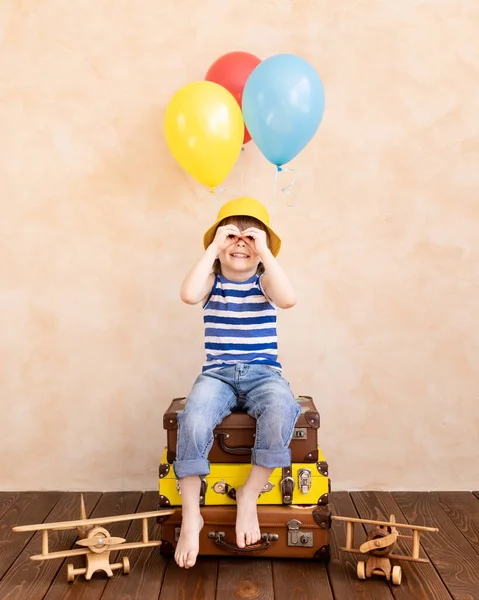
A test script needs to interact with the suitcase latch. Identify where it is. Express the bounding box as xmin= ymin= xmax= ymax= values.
xmin=292 ymin=427 xmax=307 ymax=439
xmin=260 ymin=481 xmax=274 ymax=495
xmin=298 ymin=468 xmax=312 ymax=494
xmin=287 ymin=519 xmax=313 ymax=547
